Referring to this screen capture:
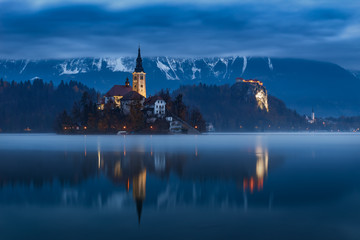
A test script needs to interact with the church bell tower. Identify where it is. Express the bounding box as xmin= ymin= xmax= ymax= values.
xmin=132 ymin=47 xmax=146 ymax=98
